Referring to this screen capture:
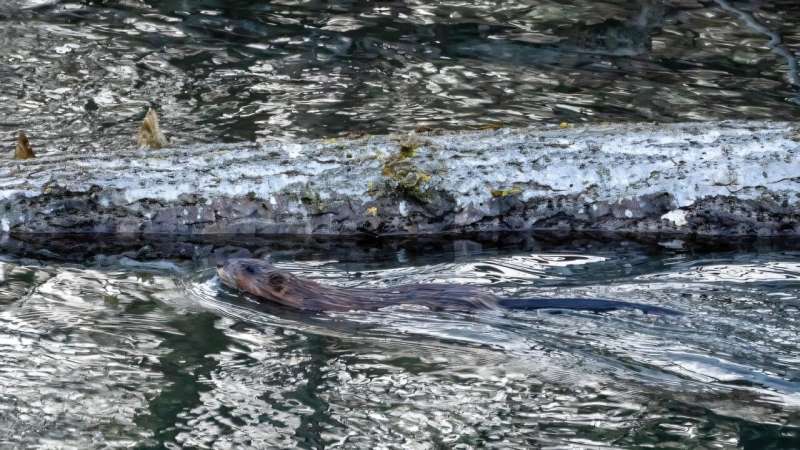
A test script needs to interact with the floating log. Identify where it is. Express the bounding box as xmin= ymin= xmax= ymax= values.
xmin=1 ymin=121 xmax=798 ymax=236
